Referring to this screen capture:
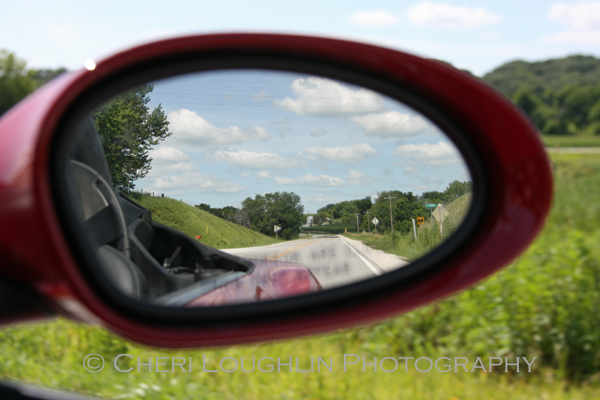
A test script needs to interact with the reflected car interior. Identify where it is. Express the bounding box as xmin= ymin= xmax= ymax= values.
xmin=65 ymin=117 xmax=320 ymax=306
